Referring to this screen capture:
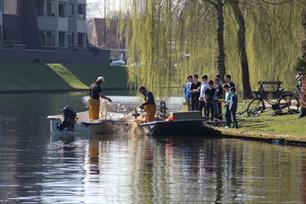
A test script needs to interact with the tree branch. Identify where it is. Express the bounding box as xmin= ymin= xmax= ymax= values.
xmin=202 ymin=0 xmax=218 ymax=7
xmin=260 ymin=0 xmax=293 ymax=5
